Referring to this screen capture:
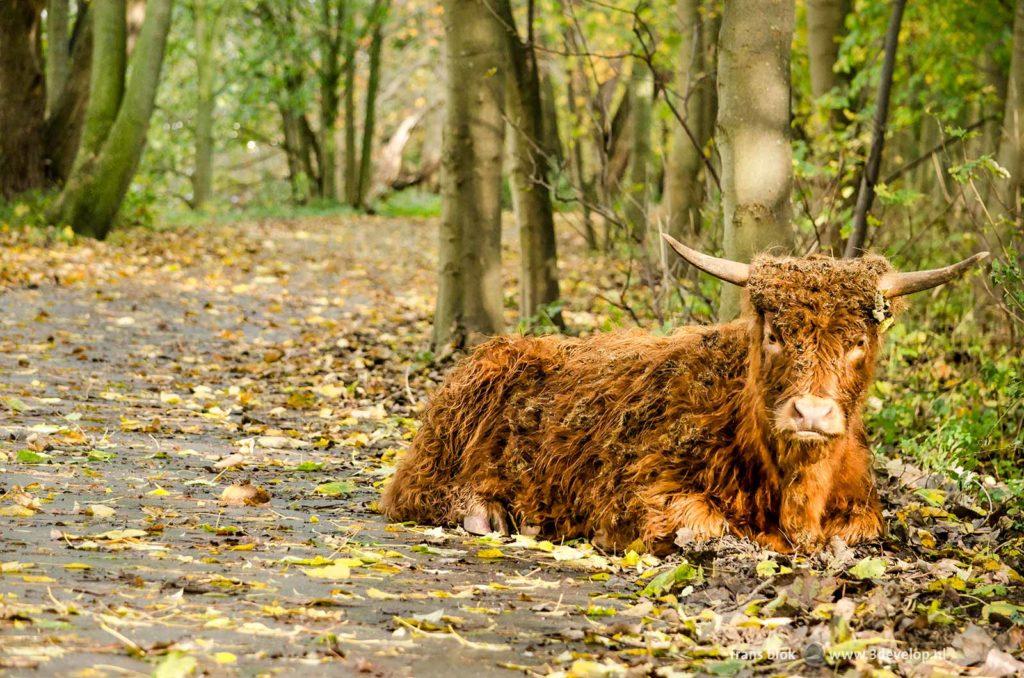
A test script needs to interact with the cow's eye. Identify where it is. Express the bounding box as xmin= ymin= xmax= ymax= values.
xmin=764 ymin=324 xmax=781 ymax=349
xmin=847 ymin=335 xmax=869 ymax=362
